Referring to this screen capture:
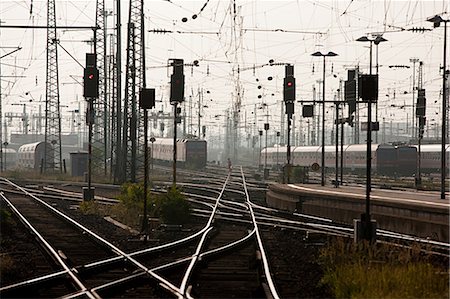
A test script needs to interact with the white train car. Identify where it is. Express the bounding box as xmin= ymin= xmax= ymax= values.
xmin=17 ymin=141 xmax=52 ymax=170
xmin=264 ymin=144 xmax=379 ymax=170
xmin=415 ymin=144 xmax=450 ymax=173
xmin=262 ymin=144 xmax=411 ymax=175
xmin=343 ymin=144 xmax=379 ymax=171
